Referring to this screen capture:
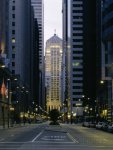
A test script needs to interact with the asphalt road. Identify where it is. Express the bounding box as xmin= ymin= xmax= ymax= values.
xmin=0 ymin=123 xmax=113 ymax=150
